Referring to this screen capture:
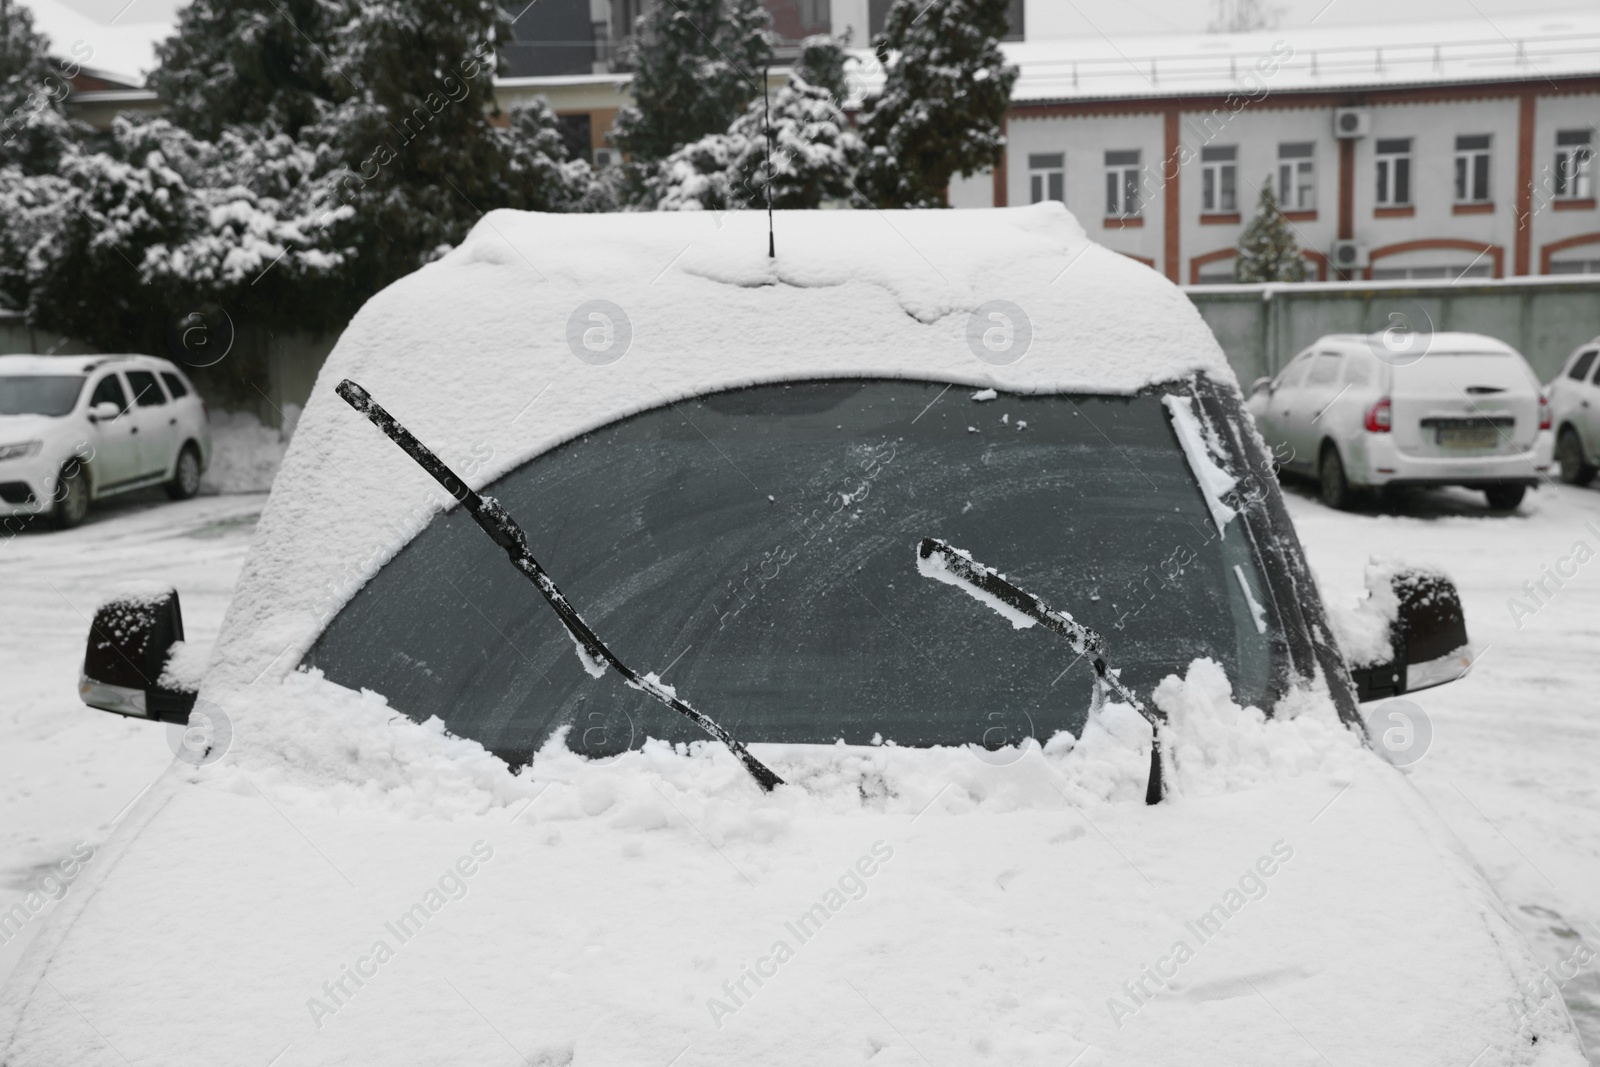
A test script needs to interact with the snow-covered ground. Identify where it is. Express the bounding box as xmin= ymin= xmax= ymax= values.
xmin=1284 ymin=478 xmax=1600 ymax=1055
xmin=0 ymin=490 xmax=267 ymax=984
xmin=1 ymin=470 xmax=1597 ymax=1057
